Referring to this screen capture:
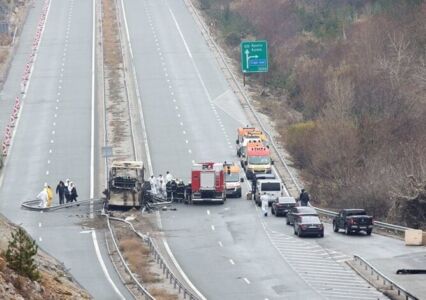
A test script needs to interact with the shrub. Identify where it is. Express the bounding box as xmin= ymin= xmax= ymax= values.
xmin=5 ymin=227 xmax=40 ymax=281
xmin=286 ymin=121 xmax=316 ymax=168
